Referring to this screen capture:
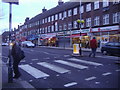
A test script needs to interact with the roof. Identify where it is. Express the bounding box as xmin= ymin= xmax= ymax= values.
xmin=27 ymin=2 xmax=80 ymax=23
